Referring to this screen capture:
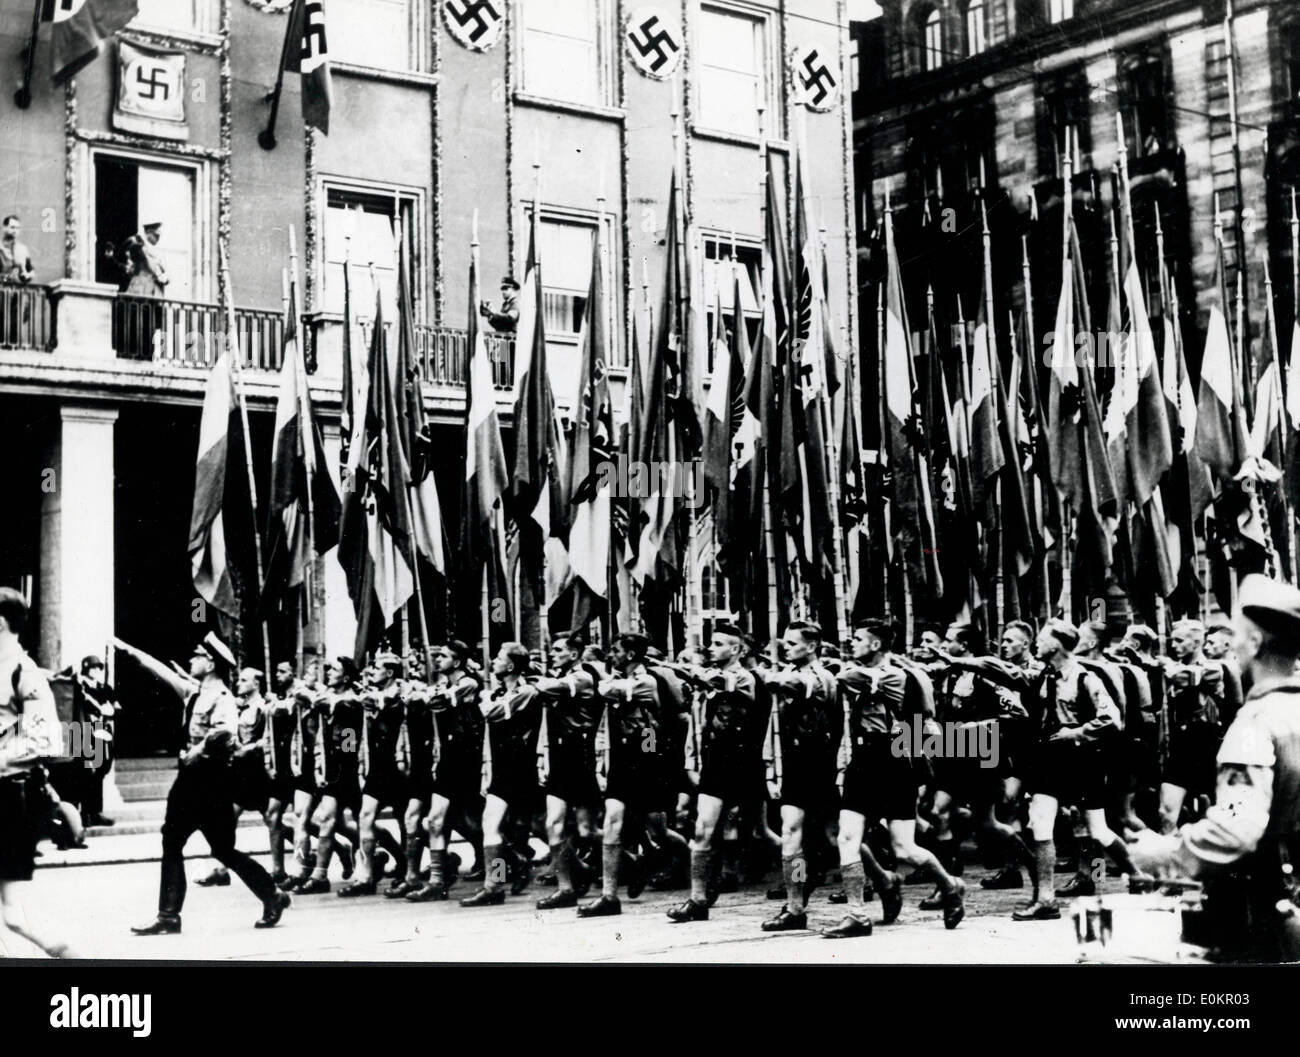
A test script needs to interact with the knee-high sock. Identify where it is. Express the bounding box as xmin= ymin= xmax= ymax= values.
xmin=784 ymin=854 xmax=806 ymax=911
xmin=1034 ymin=839 xmax=1055 ymax=904
xmin=482 ymin=843 xmax=506 ymax=892
xmin=602 ymin=842 xmax=621 ymax=898
xmin=293 ymin=826 xmax=312 ymax=878
xmin=428 ymin=847 xmax=446 ymax=888
xmin=1075 ymin=836 xmax=1097 ymax=882
xmin=376 ymin=826 xmax=404 ymax=876
xmin=311 ymin=831 xmax=335 ymax=881
xmin=269 ymin=820 xmax=285 ymax=876
xmin=841 ymin=860 xmax=869 ymax=921
xmin=689 ymin=848 xmax=712 ymax=904
xmin=552 ymin=841 xmax=573 ymax=894
xmin=357 ymin=837 xmax=377 ymax=884
xmin=405 ymin=830 xmax=424 ymax=882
